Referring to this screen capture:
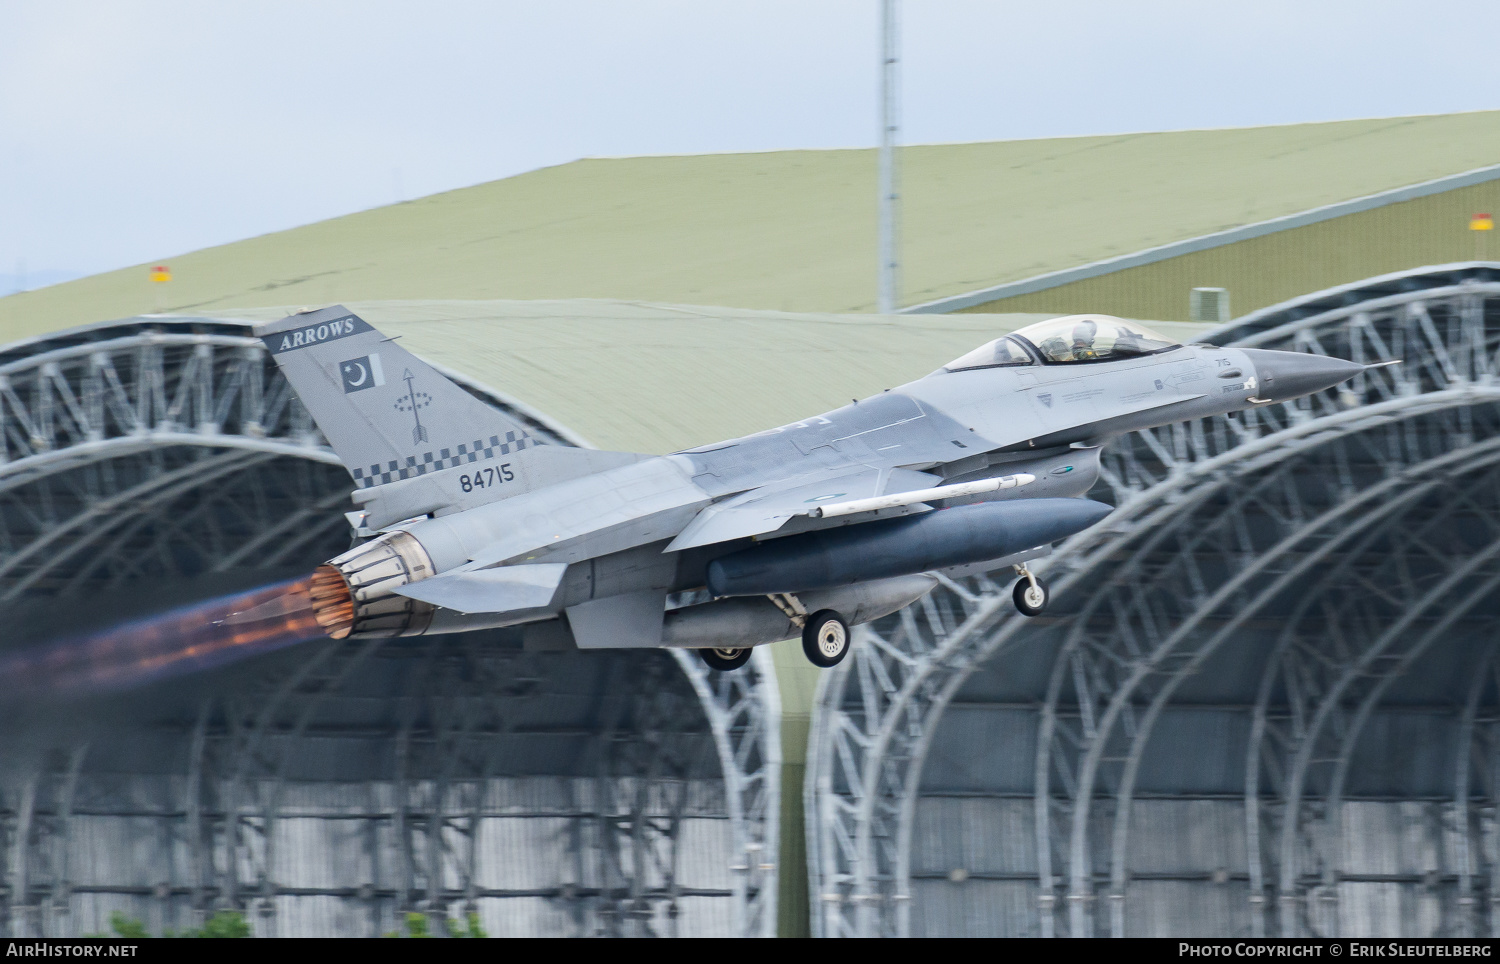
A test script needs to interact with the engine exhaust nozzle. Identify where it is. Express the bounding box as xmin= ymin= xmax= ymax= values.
xmin=309 ymin=565 xmax=356 ymax=639
xmin=313 ymin=530 xmax=437 ymax=639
